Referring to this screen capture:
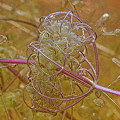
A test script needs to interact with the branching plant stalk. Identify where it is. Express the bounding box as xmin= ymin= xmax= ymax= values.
xmin=0 ymin=58 xmax=120 ymax=96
